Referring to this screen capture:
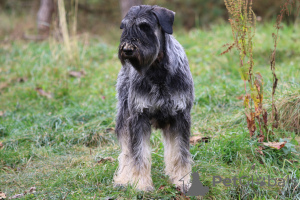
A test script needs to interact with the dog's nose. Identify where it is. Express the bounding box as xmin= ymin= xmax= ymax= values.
xmin=122 ymin=43 xmax=135 ymax=56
